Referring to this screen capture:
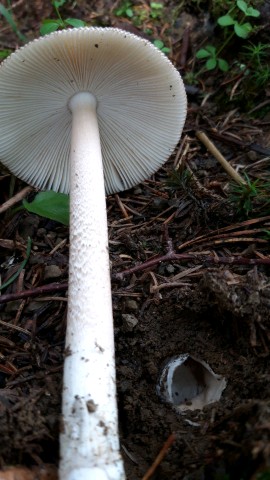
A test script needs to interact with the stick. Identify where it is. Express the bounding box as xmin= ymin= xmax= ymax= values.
xmin=142 ymin=433 xmax=176 ymax=480
xmin=0 ymin=186 xmax=33 ymax=214
xmin=114 ymin=253 xmax=270 ymax=280
xmin=196 ymin=131 xmax=246 ymax=186
xmin=0 ymin=282 xmax=68 ymax=304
